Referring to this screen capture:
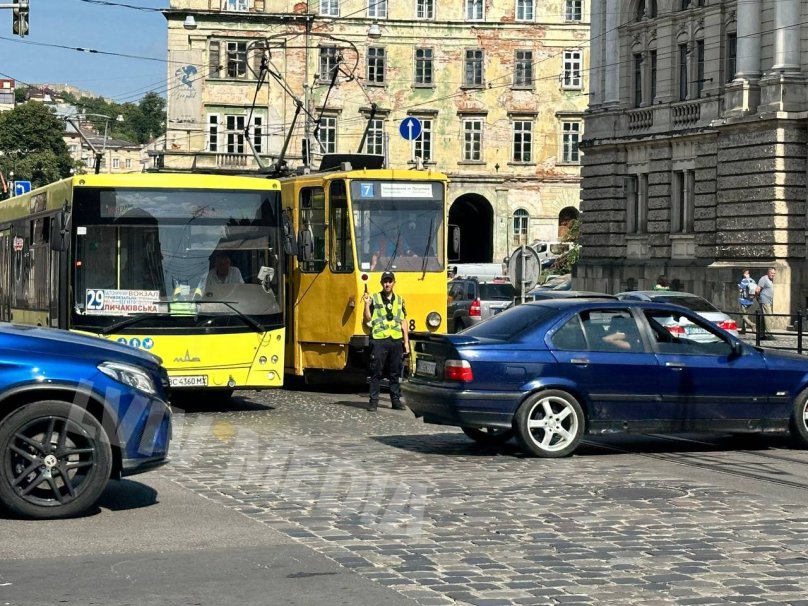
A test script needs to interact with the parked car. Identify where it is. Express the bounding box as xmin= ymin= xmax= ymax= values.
xmin=530 ymin=290 xmax=615 ymax=301
xmin=403 ymin=298 xmax=808 ymax=458
xmin=615 ymin=290 xmax=738 ymax=339
xmin=0 ymin=323 xmax=172 ymax=519
xmin=533 ymin=273 xmax=572 ymax=292
xmin=447 ymin=277 xmax=516 ymax=333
